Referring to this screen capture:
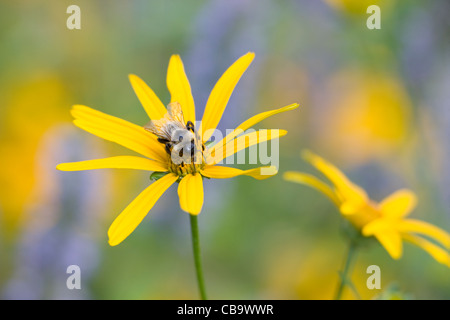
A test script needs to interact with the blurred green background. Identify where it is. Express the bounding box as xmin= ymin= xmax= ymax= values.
xmin=0 ymin=0 xmax=449 ymax=299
